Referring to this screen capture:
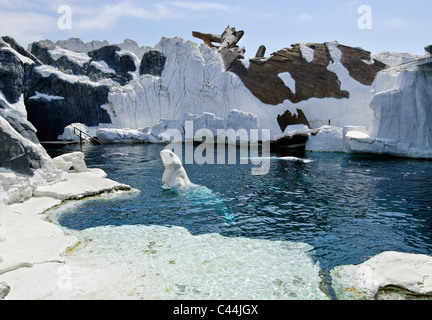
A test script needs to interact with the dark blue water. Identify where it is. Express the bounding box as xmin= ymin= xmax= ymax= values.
xmin=46 ymin=143 xmax=432 ymax=271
